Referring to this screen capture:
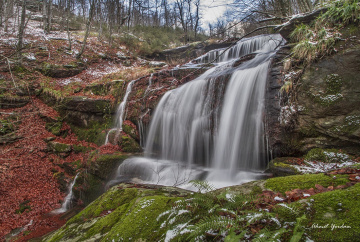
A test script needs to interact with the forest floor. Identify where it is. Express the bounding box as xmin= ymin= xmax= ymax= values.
xmin=0 ymin=16 xmax=162 ymax=240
